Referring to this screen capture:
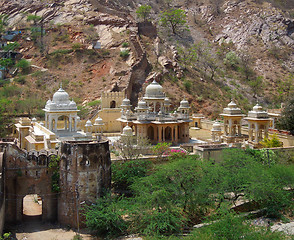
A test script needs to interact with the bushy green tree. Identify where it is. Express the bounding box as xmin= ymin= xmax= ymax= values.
xmin=83 ymin=195 xmax=128 ymax=238
xmin=160 ymin=9 xmax=189 ymax=35
xmin=277 ymin=95 xmax=294 ymax=134
xmin=112 ymin=159 xmax=152 ymax=192
xmin=136 ymin=5 xmax=152 ymax=22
